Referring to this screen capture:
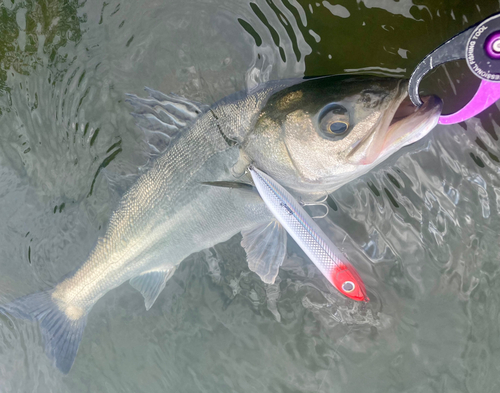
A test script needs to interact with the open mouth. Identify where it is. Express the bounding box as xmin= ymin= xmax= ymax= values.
xmin=345 ymin=79 xmax=443 ymax=167
xmin=390 ymin=95 xmax=420 ymax=126
xmin=384 ymin=93 xmax=443 ymax=149
xmin=354 ymin=88 xmax=443 ymax=166
xmin=389 ymin=95 xmax=442 ymax=128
